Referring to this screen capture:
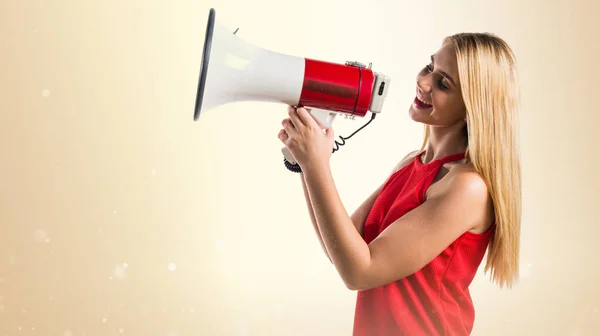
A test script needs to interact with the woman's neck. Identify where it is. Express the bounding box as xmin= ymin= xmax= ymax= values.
xmin=421 ymin=124 xmax=468 ymax=164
